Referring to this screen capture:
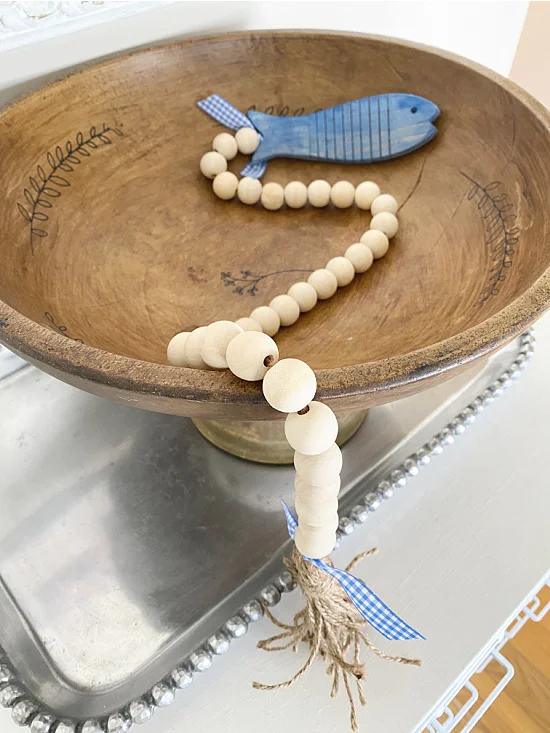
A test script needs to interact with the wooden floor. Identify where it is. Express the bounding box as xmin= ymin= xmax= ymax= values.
xmin=445 ymin=589 xmax=550 ymax=732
